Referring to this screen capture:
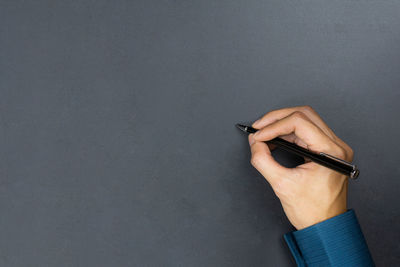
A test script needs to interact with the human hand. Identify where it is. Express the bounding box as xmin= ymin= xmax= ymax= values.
xmin=248 ymin=106 xmax=354 ymax=230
